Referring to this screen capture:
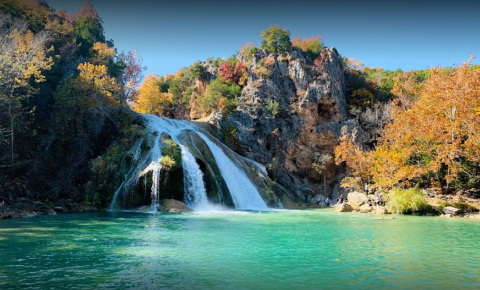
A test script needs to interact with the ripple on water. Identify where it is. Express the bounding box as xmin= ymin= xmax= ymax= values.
xmin=0 ymin=211 xmax=479 ymax=289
